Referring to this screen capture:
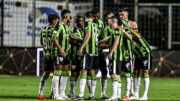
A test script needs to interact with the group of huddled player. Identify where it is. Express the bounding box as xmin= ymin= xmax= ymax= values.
xmin=37 ymin=8 xmax=152 ymax=101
